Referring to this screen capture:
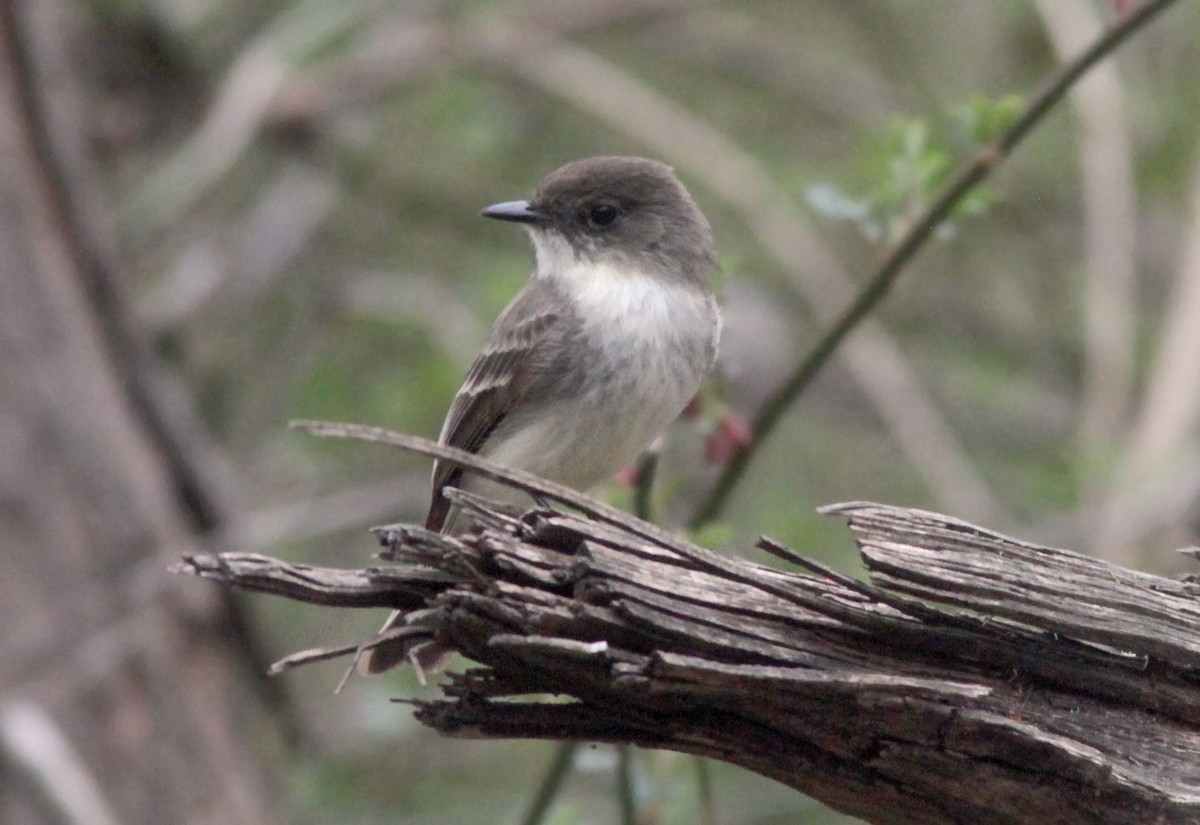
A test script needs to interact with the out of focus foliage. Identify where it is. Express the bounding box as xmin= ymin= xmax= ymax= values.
xmin=807 ymin=94 xmax=1023 ymax=243
xmin=84 ymin=0 xmax=1200 ymax=822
